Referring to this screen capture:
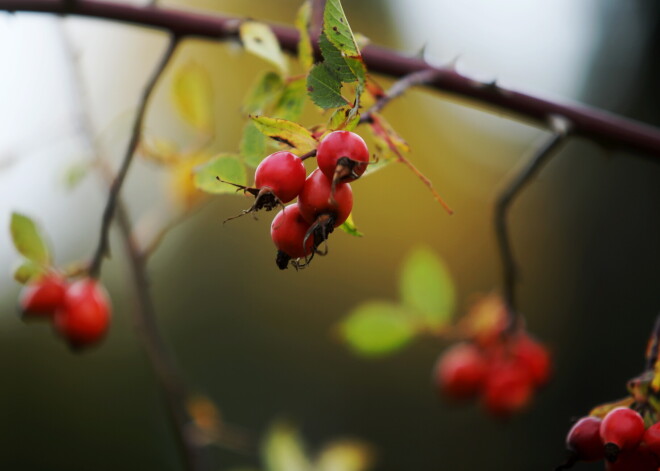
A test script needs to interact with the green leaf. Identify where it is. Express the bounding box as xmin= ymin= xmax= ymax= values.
xmin=240 ymin=121 xmax=268 ymax=168
xmin=272 ymin=77 xmax=307 ymax=122
xmin=339 ymin=301 xmax=416 ymax=357
xmin=323 ymin=0 xmax=360 ymax=58
xmin=315 ymin=441 xmax=373 ymax=471
xmin=339 ymin=213 xmax=363 ymax=237
xmin=319 ymin=34 xmax=358 ymax=83
xmin=194 ymin=154 xmax=247 ymax=194
xmin=251 ymin=116 xmax=318 ymax=154
xmin=240 ymin=21 xmax=289 ymax=75
xmin=295 ymin=1 xmax=314 ymax=71
xmin=13 ymin=260 xmax=46 ymax=284
xmin=63 ymin=161 xmax=90 ymax=189
xmin=171 ymin=62 xmax=214 ymax=133
xmin=307 ymin=64 xmax=348 ymax=109
xmin=10 ymin=213 xmax=50 ymax=265
xmin=262 ymin=422 xmax=311 ymax=471
xmin=399 ymin=246 xmax=455 ymax=329
xmin=243 ymin=72 xmax=284 ymax=115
